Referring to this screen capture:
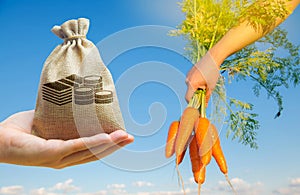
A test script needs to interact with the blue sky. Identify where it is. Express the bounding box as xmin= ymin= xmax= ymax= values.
xmin=0 ymin=0 xmax=300 ymax=195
